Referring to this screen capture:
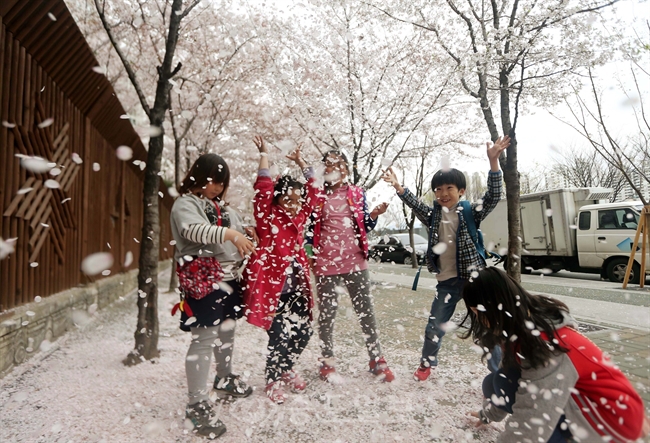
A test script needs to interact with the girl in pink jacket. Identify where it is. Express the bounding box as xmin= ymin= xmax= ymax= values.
xmin=243 ymin=136 xmax=319 ymax=404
